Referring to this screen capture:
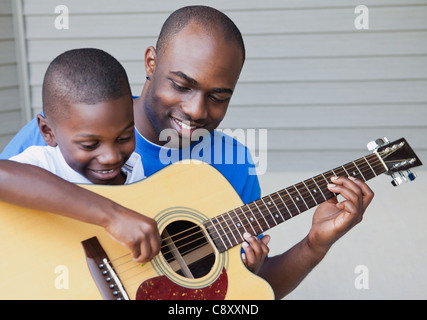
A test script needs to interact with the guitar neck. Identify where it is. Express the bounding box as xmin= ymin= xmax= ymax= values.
xmin=204 ymin=152 xmax=387 ymax=253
